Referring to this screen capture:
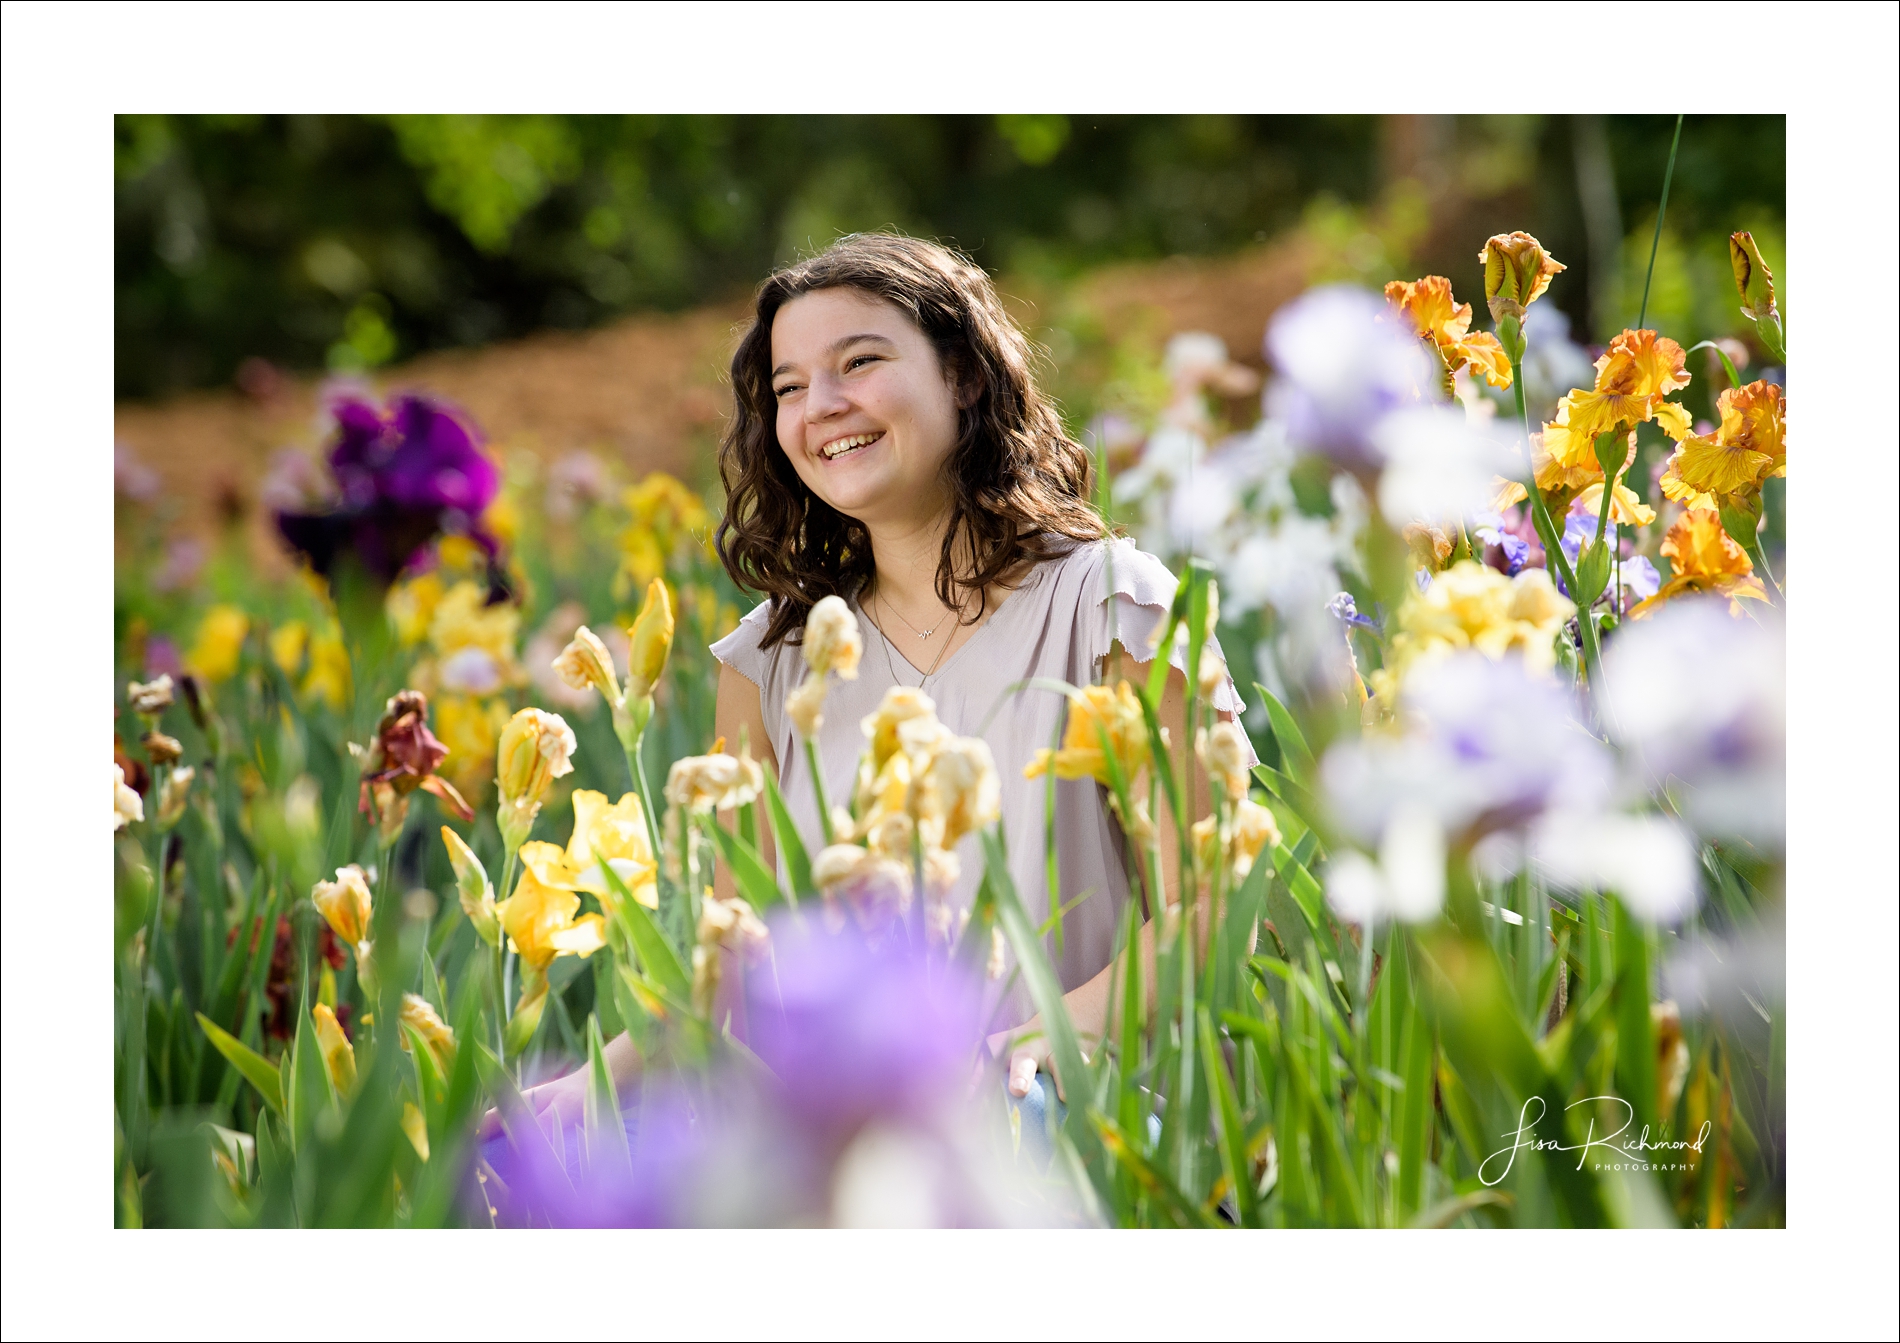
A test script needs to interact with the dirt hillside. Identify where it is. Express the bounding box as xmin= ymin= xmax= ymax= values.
xmin=114 ymin=237 xmax=1322 ymax=572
